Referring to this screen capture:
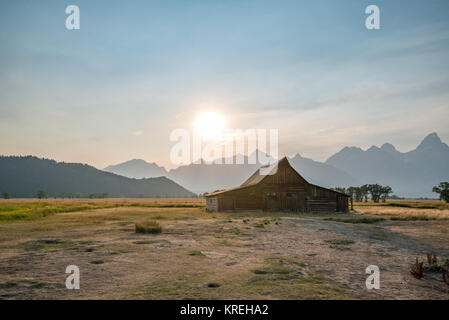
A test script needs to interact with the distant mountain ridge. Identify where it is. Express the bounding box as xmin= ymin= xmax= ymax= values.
xmin=103 ymin=133 xmax=448 ymax=197
xmin=105 ymin=152 xmax=359 ymax=194
xmin=288 ymin=154 xmax=360 ymax=188
xmin=104 ymin=159 xmax=167 ymax=178
xmin=326 ymin=133 xmax=449 ymax=197
xmin=0 ymin=156 xmax=195 ymax=198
